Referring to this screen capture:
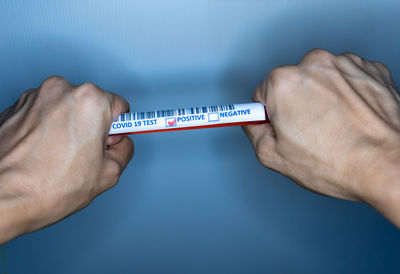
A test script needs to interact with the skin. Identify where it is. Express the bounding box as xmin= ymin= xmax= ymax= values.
xmin=0 ymin=76 xmax=134 ymax=244
xmin=243 ymin=49 xmax=400 ymax=227
xmin=0 ymin=49 xmax=399 ymax=244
